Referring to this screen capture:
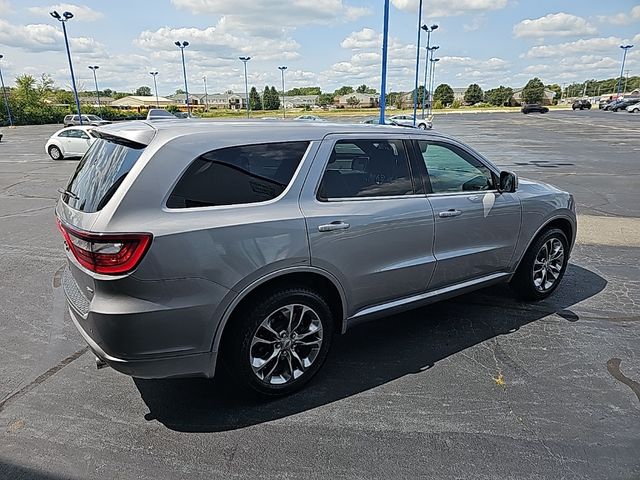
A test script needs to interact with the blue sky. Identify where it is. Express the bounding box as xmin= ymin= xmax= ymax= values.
xmin=0 ymin=0 xmax=638 ymax=96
